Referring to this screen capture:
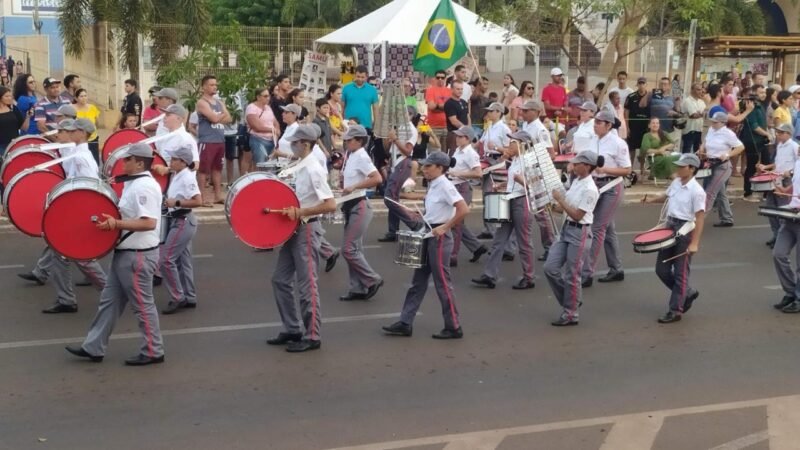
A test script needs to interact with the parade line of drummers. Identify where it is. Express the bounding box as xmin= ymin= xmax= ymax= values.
xmin=3 ymin=66 xmax=800 ymax=363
